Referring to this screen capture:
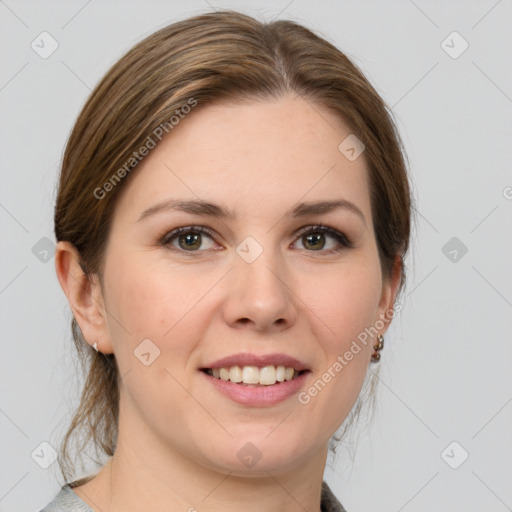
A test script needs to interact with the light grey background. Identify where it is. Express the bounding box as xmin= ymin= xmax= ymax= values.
xmin=1 ymin=1 xmax=511 ymax=511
